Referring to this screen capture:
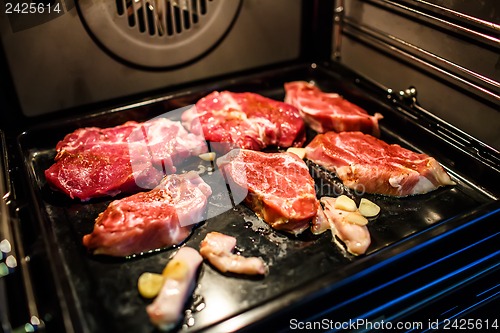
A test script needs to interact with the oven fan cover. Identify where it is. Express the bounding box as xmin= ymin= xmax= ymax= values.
xmin=78 ymin=0 xmax=241 ymax=68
